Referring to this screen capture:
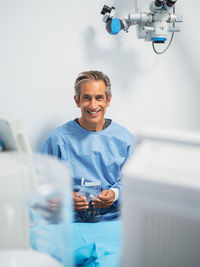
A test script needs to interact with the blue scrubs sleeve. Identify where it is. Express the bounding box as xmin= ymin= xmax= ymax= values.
xmin=110 ymin=142 xmax=133 ymax=196
xmin=41 ymin=136 xmax=61 ymax=159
